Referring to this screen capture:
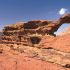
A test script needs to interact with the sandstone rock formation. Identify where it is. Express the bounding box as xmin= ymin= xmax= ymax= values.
xmin=0 ymin=14 xmax=70 ymax=47
xmin=38 ymin=34 xmax=70 ymax=52
xmin=0 ymin=43 xmax=70 ymax=70
xmin=0 ymin=14 xmax=70 ymax=70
